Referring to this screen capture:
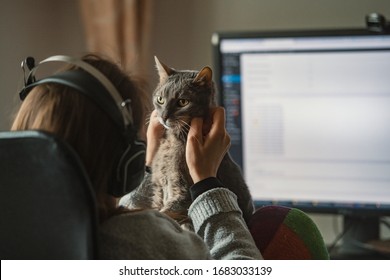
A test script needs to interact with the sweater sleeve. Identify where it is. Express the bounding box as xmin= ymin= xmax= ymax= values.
xmin=189 ymin=188 xmax=263 ymax=260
